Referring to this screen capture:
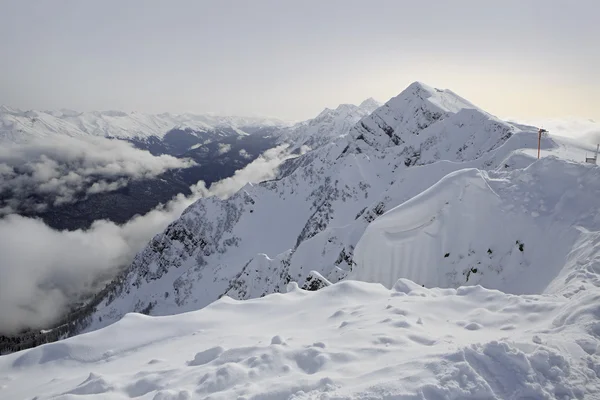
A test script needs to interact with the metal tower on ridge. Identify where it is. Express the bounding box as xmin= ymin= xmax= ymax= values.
xmin=585 ymin=144 xmax=599 ymax=165
xmin=538 ymin=128 xmax=548 ymax=159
